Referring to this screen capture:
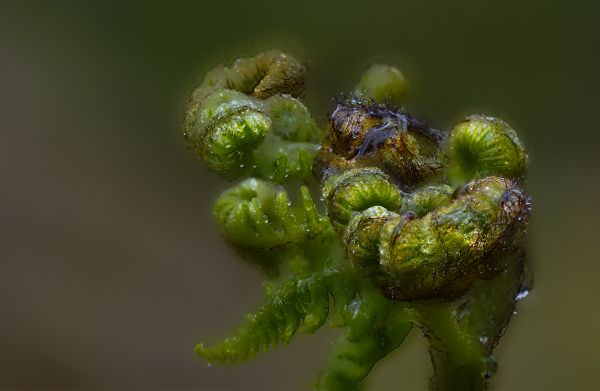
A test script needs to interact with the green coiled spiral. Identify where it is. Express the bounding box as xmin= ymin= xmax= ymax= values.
xmin=324 ymin=167 xmax=402 ymax=232
xmin=184 ymin=51 xmax=322 ymax=182
xmin=448 ymin=115 xmax=528 ymax=182
xmin=213 ymin=177 xmax=330 ymax=249
xmin=264 ymin=94 xmax=321 ymax=142
xmin=378 ymin=176 xmax=530 ymax=301
xmin=194 ymin=90 xmax=270 ymax=174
